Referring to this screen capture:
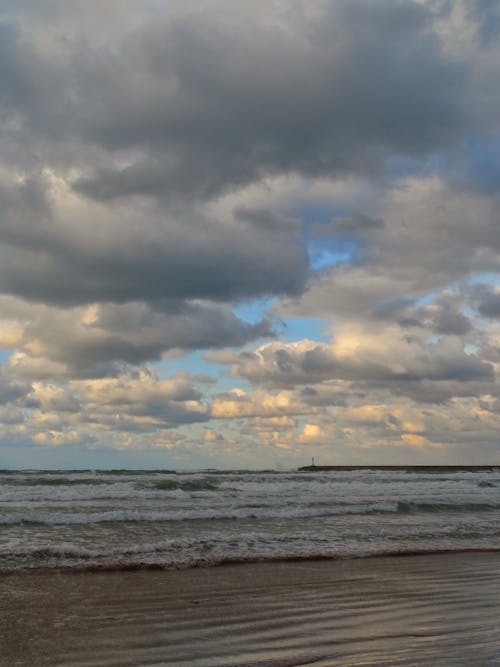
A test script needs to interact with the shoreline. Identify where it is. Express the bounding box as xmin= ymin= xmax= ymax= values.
xmin=2 ymin=545 xmax=500 ymax=577
xmin=2 ymin=550 xmax=500 ymax=666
